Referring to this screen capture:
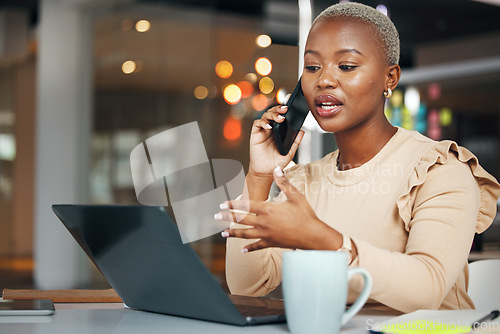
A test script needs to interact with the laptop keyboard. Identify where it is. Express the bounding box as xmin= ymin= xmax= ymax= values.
xmin=234 ymin=304 xmax=285 ymax=317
